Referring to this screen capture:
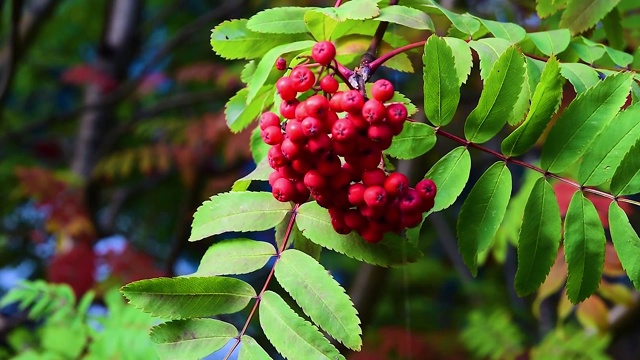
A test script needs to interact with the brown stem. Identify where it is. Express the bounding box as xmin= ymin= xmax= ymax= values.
xmin=223 ymin=204 xmax=300 ymax=360
xmin=431 ymin=125 xmax=637 ymax=206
